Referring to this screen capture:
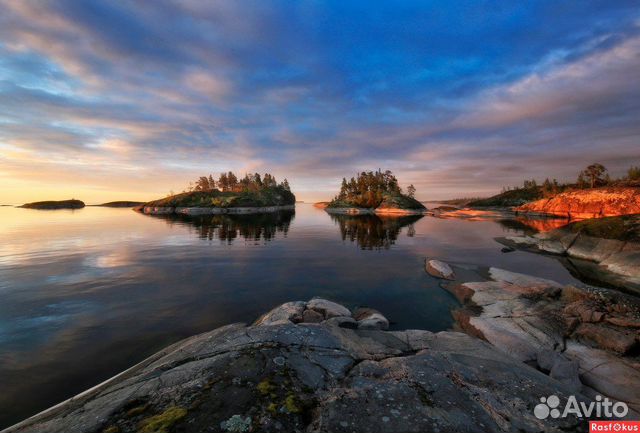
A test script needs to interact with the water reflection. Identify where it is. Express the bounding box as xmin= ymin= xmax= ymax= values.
xmin=330 ymin=214 xmax=423 ymax=250
xmin=147 ymin=210 xmax=295 ymax=243
xmin=0 ymin=205 xmax=591 ymax=428
xmin=496 ymin=216 xmax=570 ymax=235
